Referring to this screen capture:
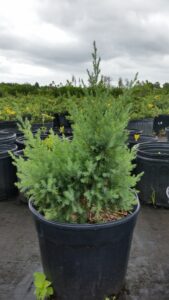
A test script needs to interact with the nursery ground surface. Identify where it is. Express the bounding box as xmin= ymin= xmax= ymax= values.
xmin=0 ymin=199 xmax=169 ymax=300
